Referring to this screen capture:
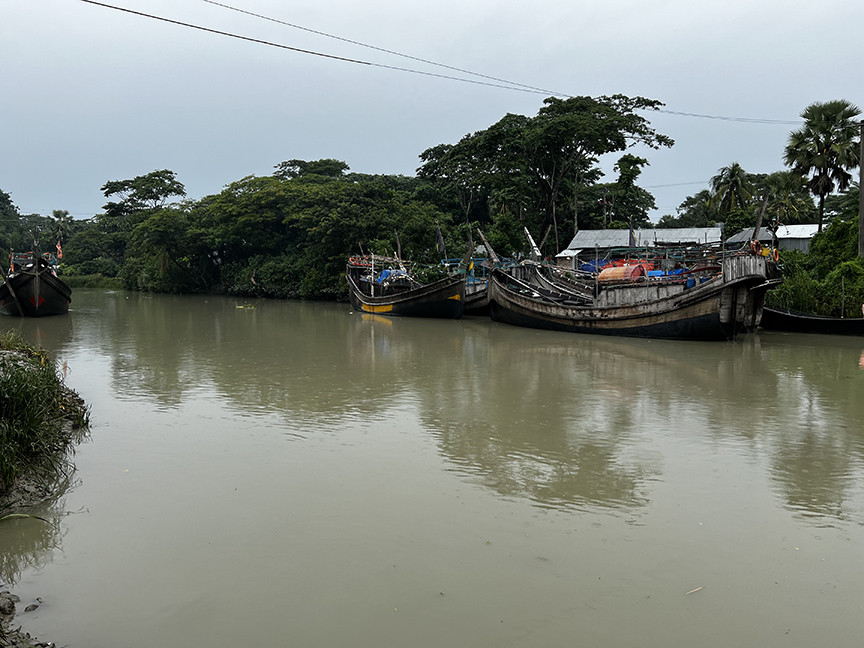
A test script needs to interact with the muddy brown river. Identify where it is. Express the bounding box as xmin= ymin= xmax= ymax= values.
xmin=2 ymin=289 xmax=864 ymax=647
